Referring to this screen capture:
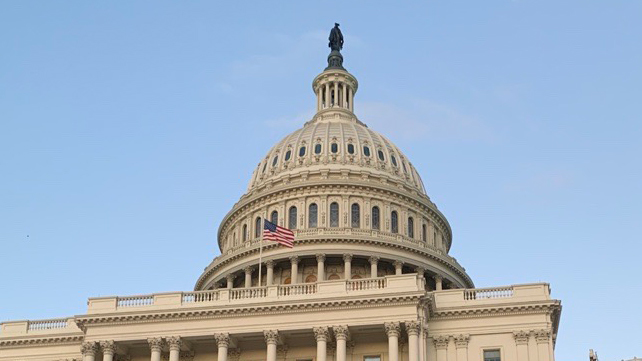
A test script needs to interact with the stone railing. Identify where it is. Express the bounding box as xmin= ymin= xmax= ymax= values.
xmin=0 ymin=317 xmax=82 ymax=337
xmin=463 ymin=286 xmax=514 ymax=300
xmin=85 ymin=274 xmax=424 ymax=314
xmin=433 ymin=283 xmax=551 ymax=308
xmin=27 ymin=318 xmax=69 ymax=331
